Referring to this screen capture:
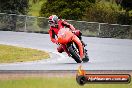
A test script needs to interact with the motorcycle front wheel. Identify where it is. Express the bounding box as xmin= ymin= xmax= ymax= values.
xmin=68 ymin=46 xmax=82 ymax=63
